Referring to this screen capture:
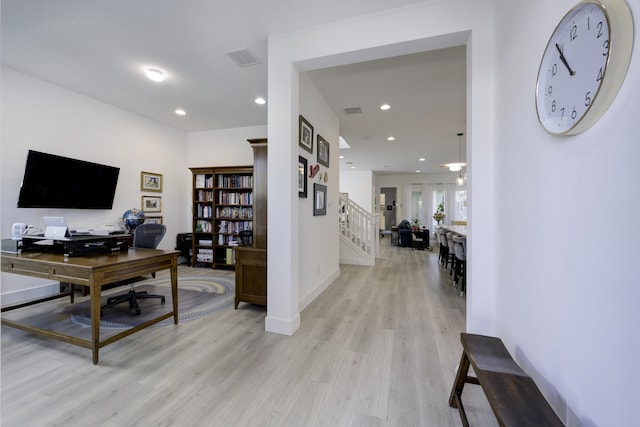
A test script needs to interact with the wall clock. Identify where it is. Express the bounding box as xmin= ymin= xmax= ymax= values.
xmin=535 ymin=0 xmax=634 ymax=135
